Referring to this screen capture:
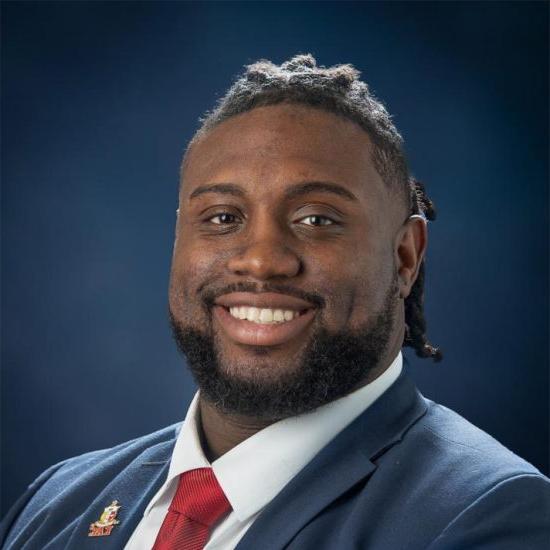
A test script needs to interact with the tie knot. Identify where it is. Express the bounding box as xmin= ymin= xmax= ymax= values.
xmin=169 ymin=468 xmax=231 ymax=527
